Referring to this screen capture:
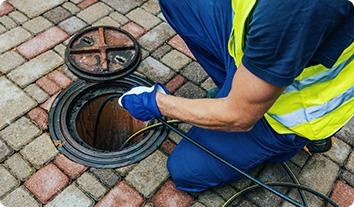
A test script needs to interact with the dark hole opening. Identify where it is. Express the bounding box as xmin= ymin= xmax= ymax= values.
xmin=75 ymin=95 xmax=147 ymax=151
